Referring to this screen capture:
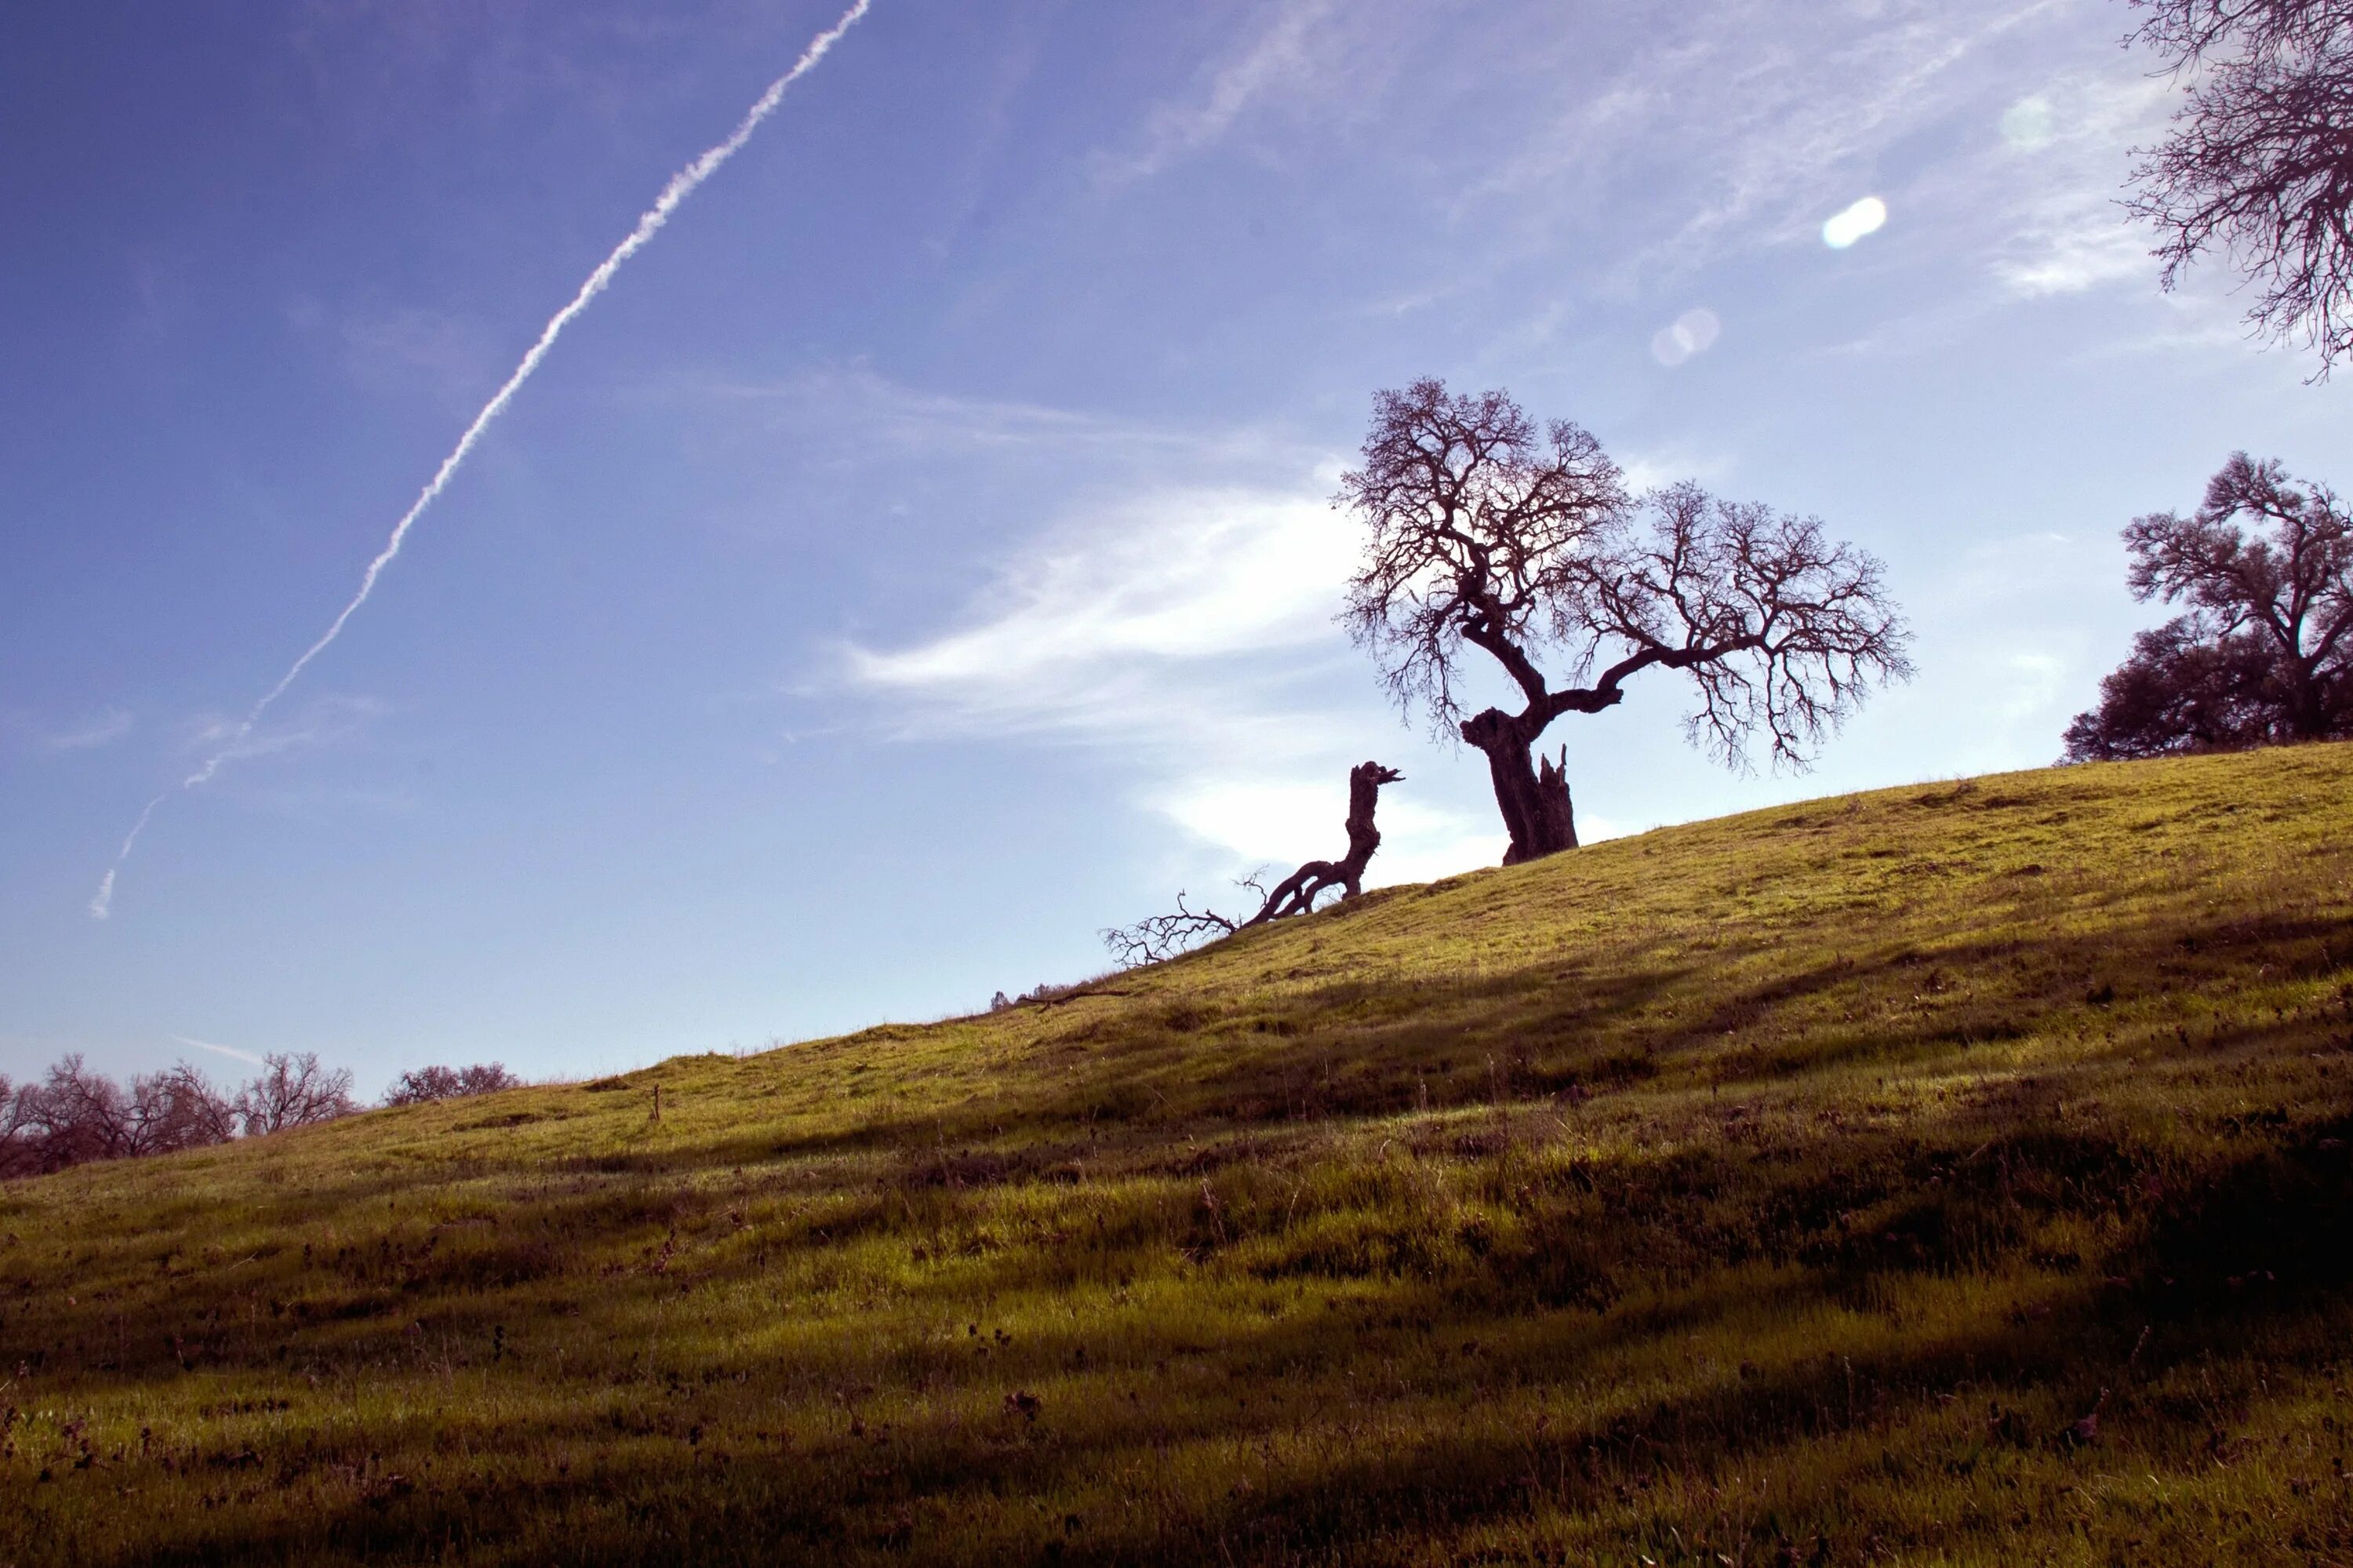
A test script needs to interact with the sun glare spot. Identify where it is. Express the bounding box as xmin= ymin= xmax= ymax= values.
xmin=1821 ymin=195 xmax=1887 ymax=249
xmin=2000 ymin=96 xmax=2056 ymax=151
xmin=1649 ymin=307 xmax=1722 ymax=367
